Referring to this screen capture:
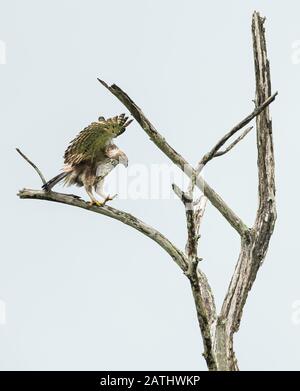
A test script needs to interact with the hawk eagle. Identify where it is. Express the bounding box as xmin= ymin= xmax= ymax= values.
xmin=42 ymin=114 xmax=132 ymax=206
